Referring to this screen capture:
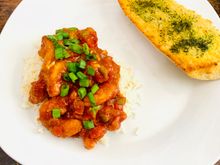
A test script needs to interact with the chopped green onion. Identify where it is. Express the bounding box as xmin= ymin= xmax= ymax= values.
xmin=55 ymin=46 xmax=70 ymax=60
xmin=82 ymin=43 xmax=90 ymax=55
xmin=47 ymin=35 xmax=57 ymax=42
xmin=76 ymin=71 xmax=87 ymax=79
xmin=69 ymin=38 xmax=80 ymax=44
xmin=55 ymin=29 xmax=62 ymax=33
xmin=91 ymin=105 xmax=101 ymax=111
xmin=60 ymin=84 xmax=69 ymax=97
xmin=63 ymin=49 xmax=70 ymax=58
xmin=56 ymin=29 xmax=69 ymax=40
xmin=68 ymin=72 xmax=78 ymax=83
xmin=86 ymin=53 xmax=97 ymax=60
xmin=56 ymin=33 xmax=64 ymax=40
xmin=87 ymin=66 xmax=95 ymax=76
xmin=78 ymin=87 xmax=87 ymax=99
xmin=63 ymin=39 xmax=80 ymax=46
xmin=67 ymin=62 xmax=78 ymax=73
xmin=55 ymin=47 xmax=64 ymax=59
xmin=63 ymin=73 xmax=71 ymax=81
xmin=63 ymin=40 xmax=73 ymax=46
xmin=68 ymin=27 xmax=78 ymax=31
xmin=79 ymin=59 xmax=86 ymax=69
xmin=88 ymin=92 xmax=96 ymax=106
xmin=79 ymin=79 xmax=90 ymax=87
xmin=91 ymin=84 xmax=99 ymax=94
xmin=52 ymin=108 xmax=61 ymax=119
xmin=83 ymin=120 xmax=94 ymax=129
xmin=69 ymin=44 xmax=83 ymax=54
xmin=61 ymin=32 xmax=69 ymax=39
xmin=90 ymin=105 xmax=101 ymax=115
